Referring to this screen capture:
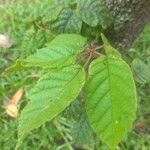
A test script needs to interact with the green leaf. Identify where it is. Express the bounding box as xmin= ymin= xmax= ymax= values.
xmin=2 ymin=60 xmax=24 ymax=76
xmin=101 ymin=33 xmax=121 ymax=57
xmin=56 ymin=0 xmax=77 ymax=6
xmin=4 ymin=34 xmax=86 ymax=74
xmin=42 ymin=5 xmax=63 ymax=24
xmin=18 ymin=65 xmax=86 ymax=139
xmin=78 ymin=0 xmax=112 ymax=28
xmin=23 ymin=34 xmax=86 ymax=68
xmin=48 ymin=33 xmax=86 ymax=49
xmin=71 ymin=114 xmax=93 ymax=144
xmin=132 ymin=58 xmax=149 ymax=84
xmin=51 ymin=8 xmax=82 ymax=33
xmin=85 ymin=56 xmax=137 ymax=149
xmin=19 ymin=0 xmax=56 ymax=24
xmin=23 ymin=47 xmax=74 ymax=68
